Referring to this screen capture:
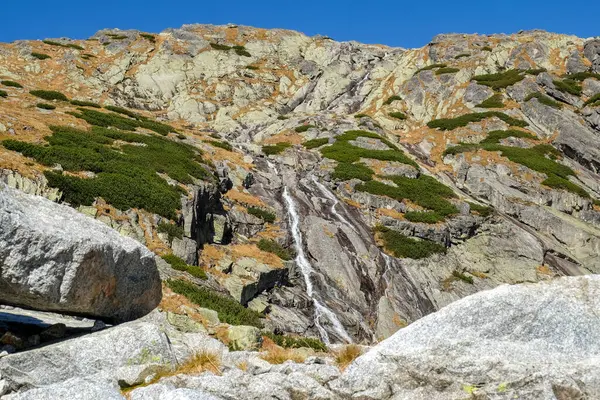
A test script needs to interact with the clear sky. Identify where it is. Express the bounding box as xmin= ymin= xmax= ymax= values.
xmin=2 ymin=0 xmax=598 ymax=48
